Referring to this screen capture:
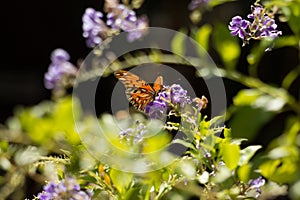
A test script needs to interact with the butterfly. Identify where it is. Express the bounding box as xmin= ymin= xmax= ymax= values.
xmin=114 ymin=70 xmax=163 ymax=111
